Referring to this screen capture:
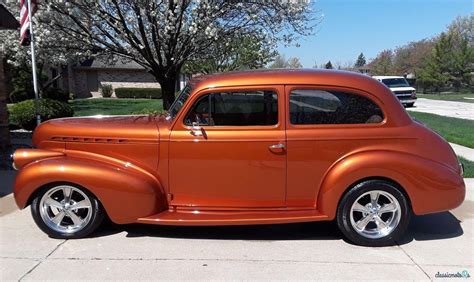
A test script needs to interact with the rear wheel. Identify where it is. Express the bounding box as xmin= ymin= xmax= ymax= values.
xmin=404 ymin=102 xmax=415 ymax=107
xmin=31 ymin=184 xmax=104 ymax=239
xmin=337 ymin=180 xmax=410 ymax=246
